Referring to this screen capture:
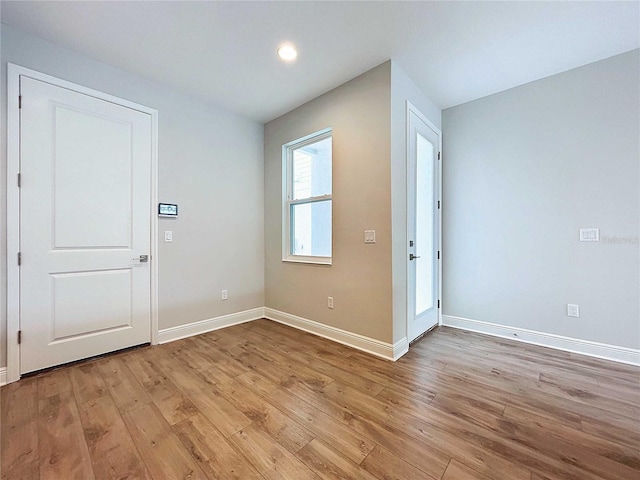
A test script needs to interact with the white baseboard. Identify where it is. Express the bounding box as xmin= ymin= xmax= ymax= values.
xmin=442 ymin=315 xmax=640 ymax=366
xmin=264 ymin=307 xmax=407 ymax=361
xmin=158 ymin=307 xmax=265 ymax=344
xmin=2 ymin=306 xmax=405 ymax=386
xmin=392 ymin=336 xmax=409 ymax=361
